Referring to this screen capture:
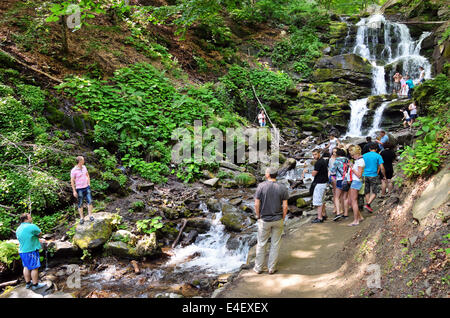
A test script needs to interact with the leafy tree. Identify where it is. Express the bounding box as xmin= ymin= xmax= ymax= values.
xmin=45 ymin=0 xmax=108 ymax=53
